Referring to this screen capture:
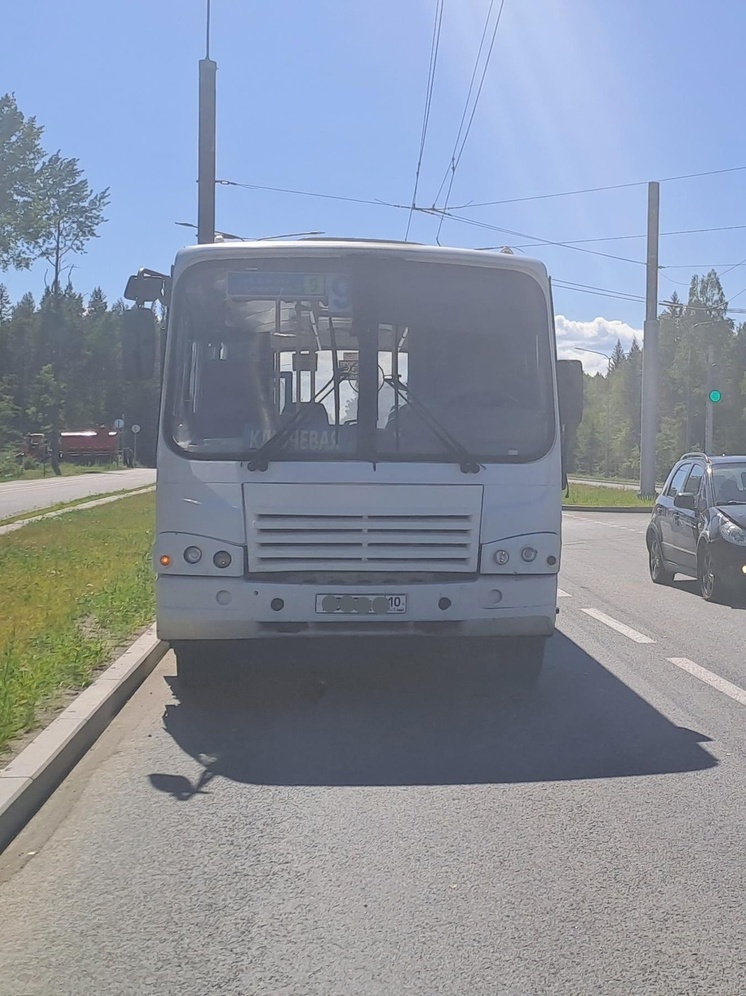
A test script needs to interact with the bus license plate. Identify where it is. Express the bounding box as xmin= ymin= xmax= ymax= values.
xmin=315 ymin=594 xmax=407 ymax=615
